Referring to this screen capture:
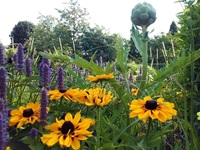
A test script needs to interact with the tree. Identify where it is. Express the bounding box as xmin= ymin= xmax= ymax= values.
xmin=77 ymin=26 xmax=125 ymax=62
xmin=56 ymin=0 xmax=90 ymax=55
xmin=30 ymin=15 xmax=72 ymax=54
xmin=11 ymin=21 xmax=35 ymax=45
xmin=169 ymin=21 xmax=177 ymax=35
